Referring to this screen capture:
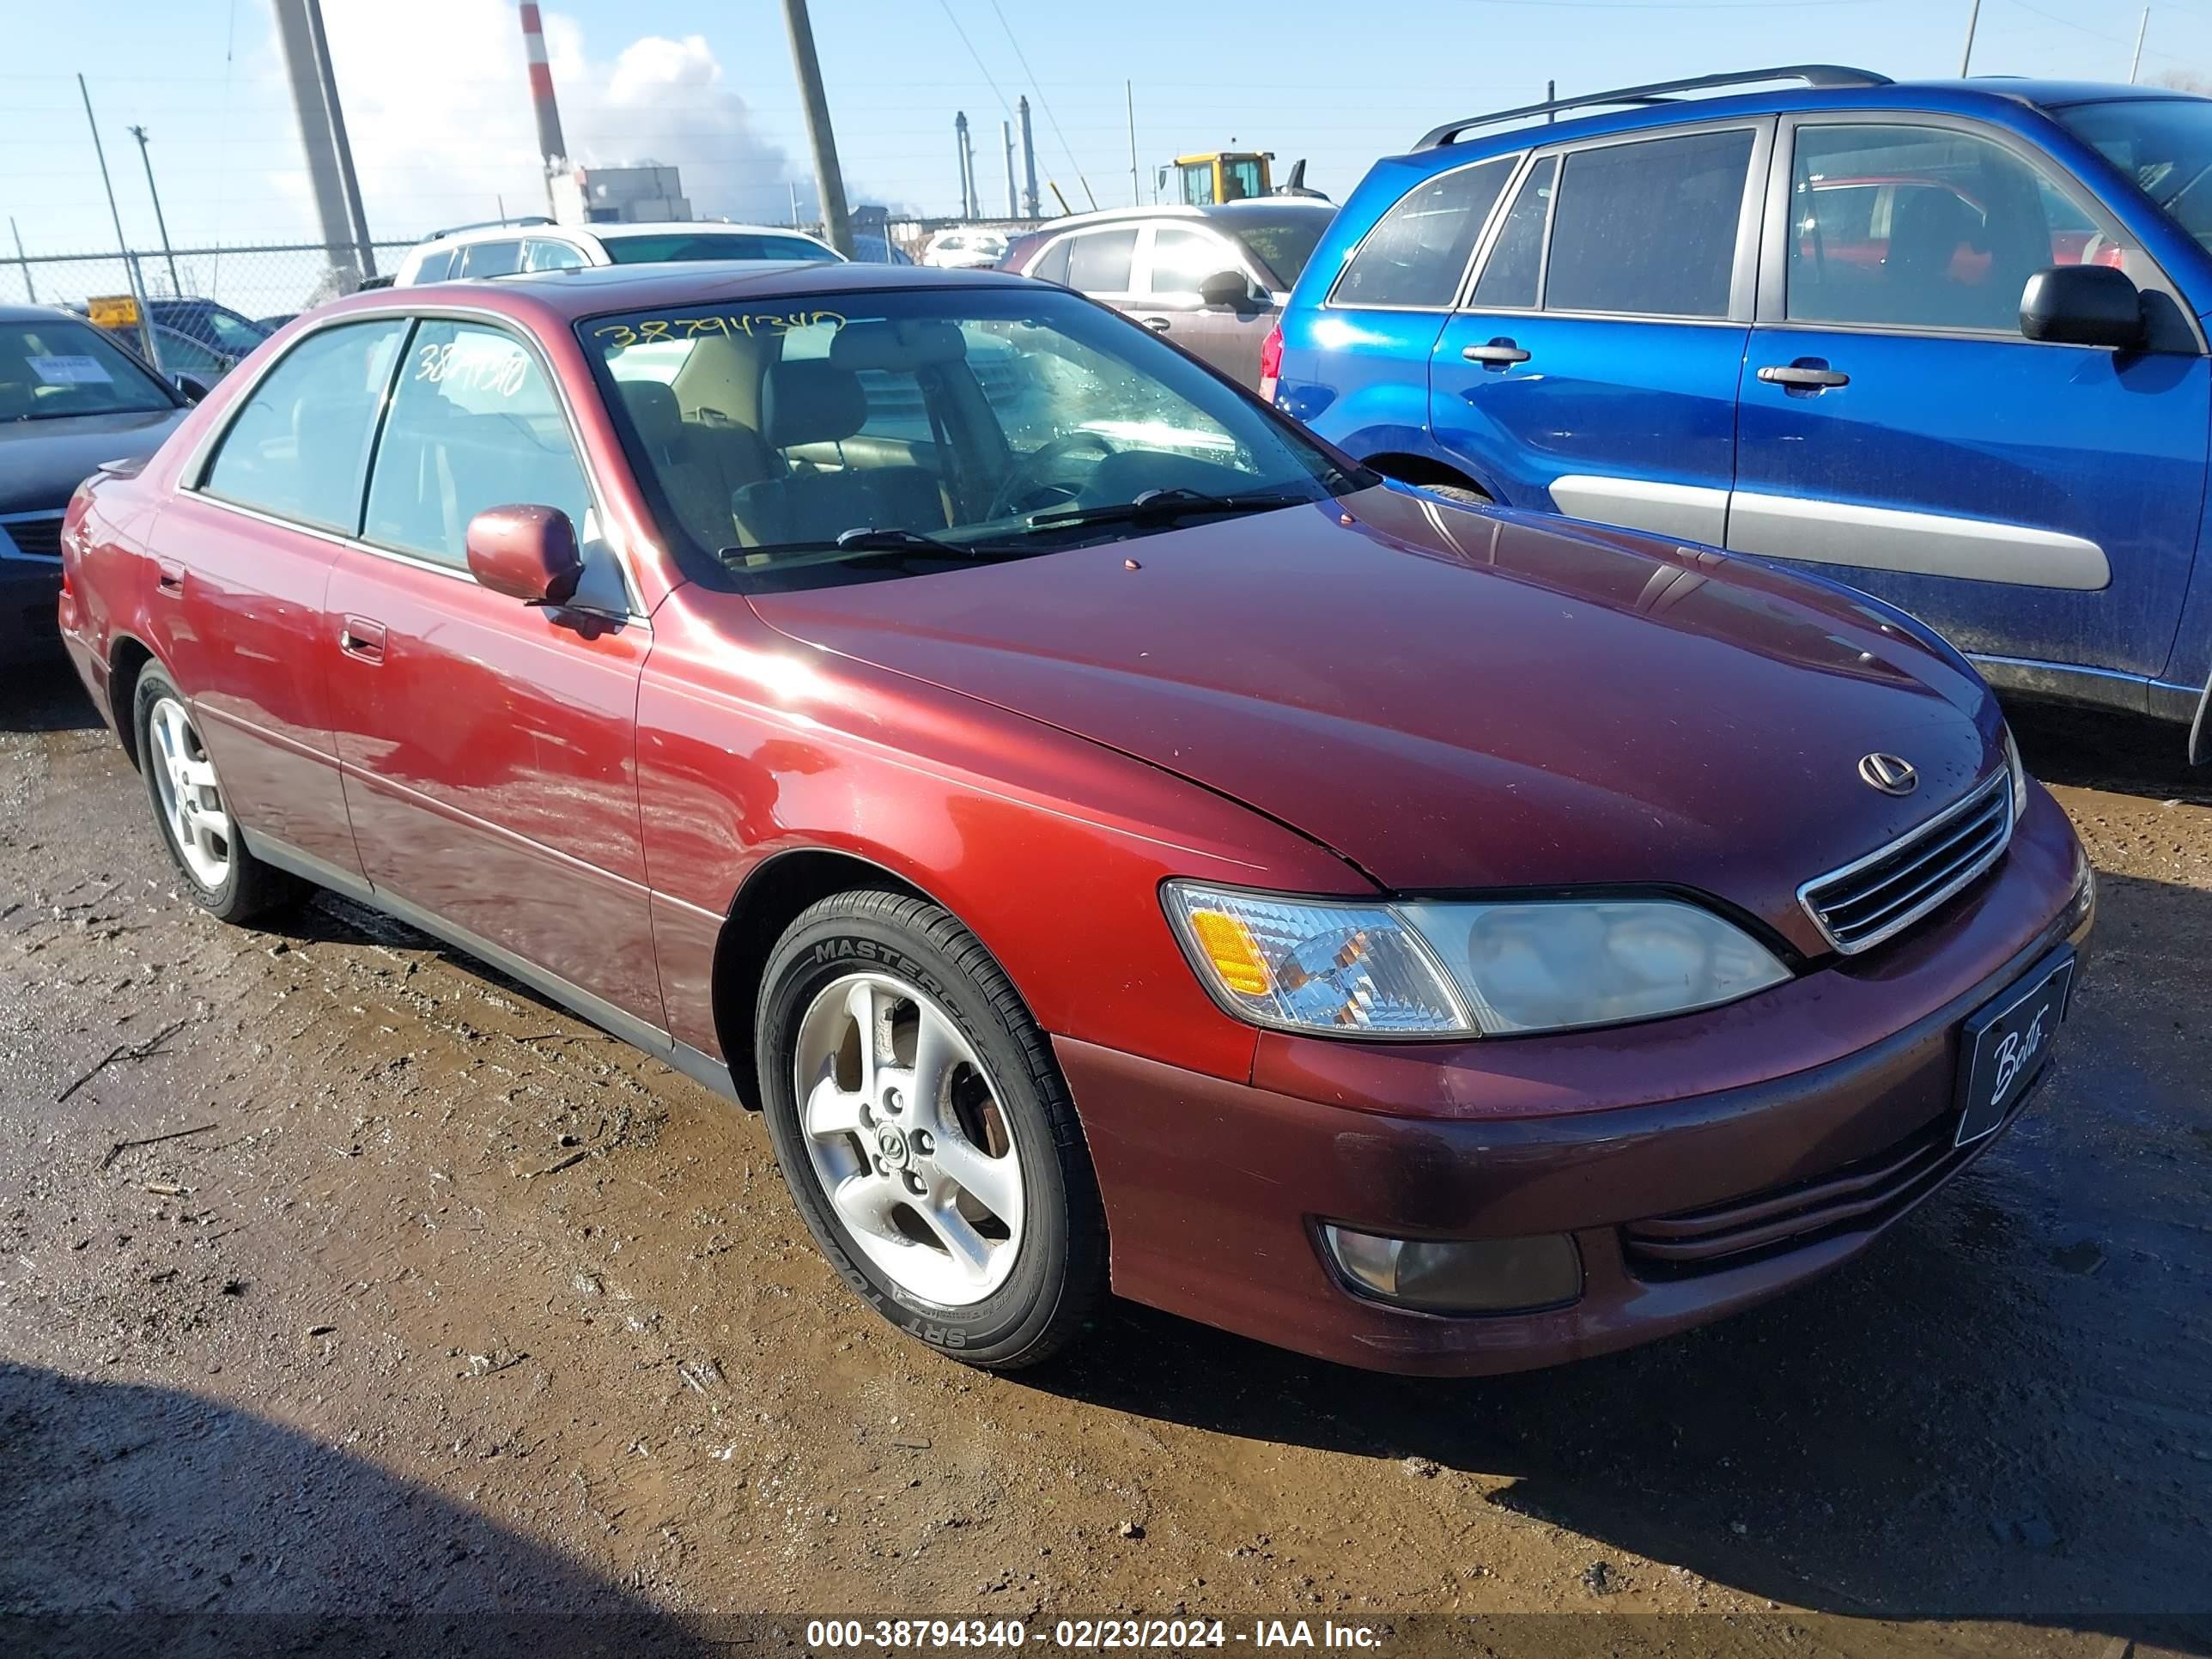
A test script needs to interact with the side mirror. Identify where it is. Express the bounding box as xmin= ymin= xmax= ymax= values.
xmin=173 ymin=374 xmax=211 ymax=404
xmin=2020 ymin=264 xmax=2144 ymax=349
xmin=465 ymin=504 xmax=583 ymax=606
xmin=1198 ymin=270 xmax=1252 ymax=309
